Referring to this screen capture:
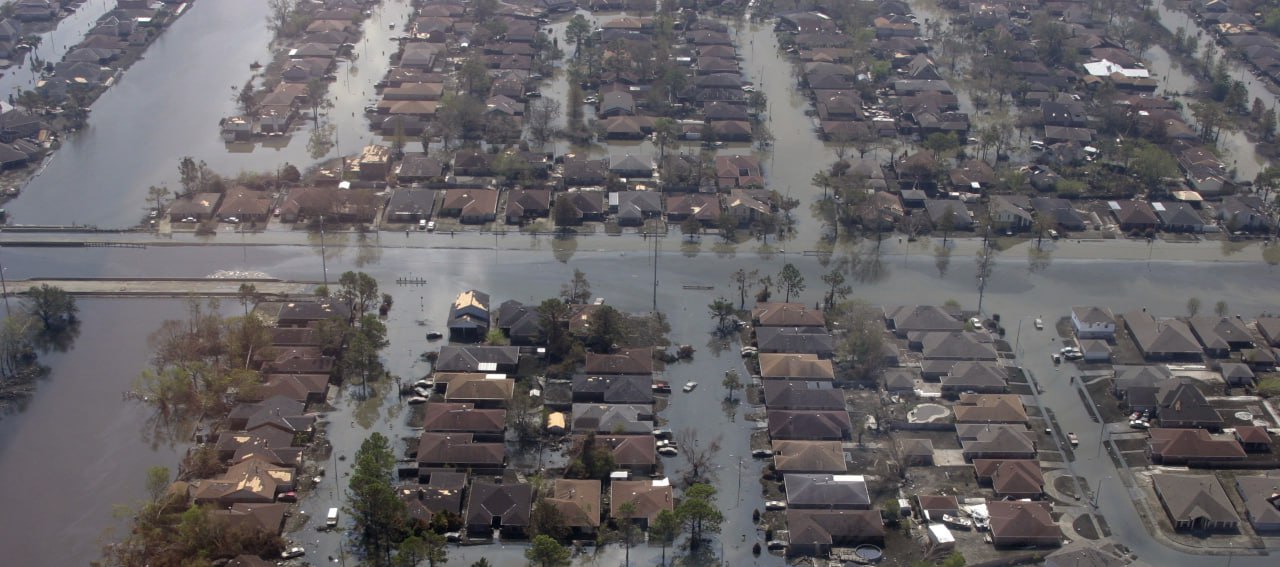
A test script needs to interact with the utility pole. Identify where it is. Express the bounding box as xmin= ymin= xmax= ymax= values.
xmin=320 ymin=215 xmax=329 ymax=286
xmin=651 ymin=234 xmax=659 ymax=313
xmin=0 ymin=251 xmax=9 ymax=317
